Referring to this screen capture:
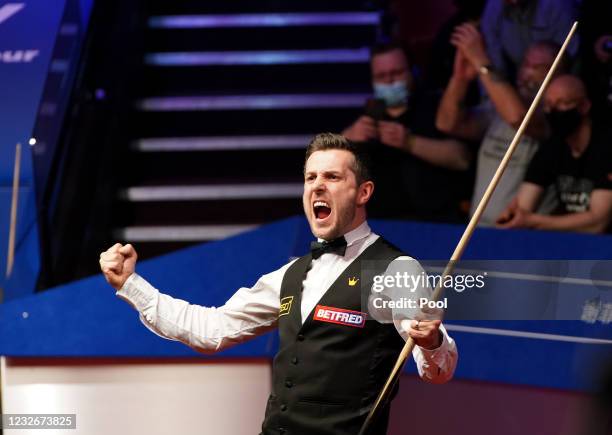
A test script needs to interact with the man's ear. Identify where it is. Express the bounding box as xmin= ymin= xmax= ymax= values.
xmin=357 ymin=180 xmax=374 ymax=206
